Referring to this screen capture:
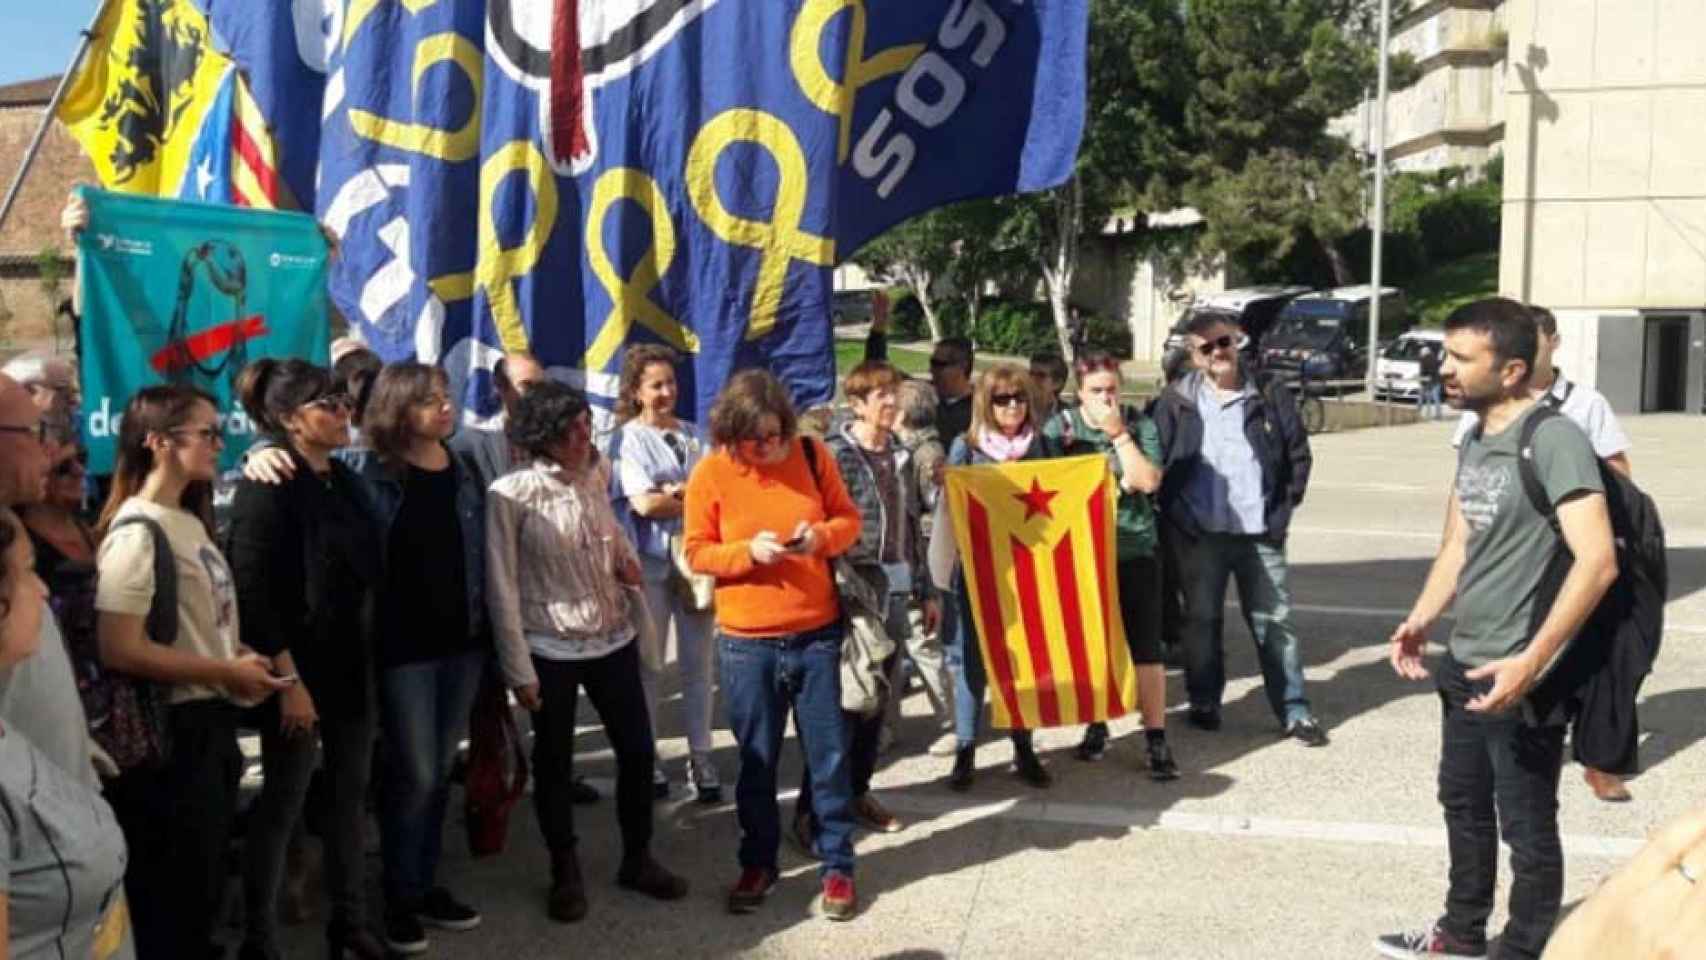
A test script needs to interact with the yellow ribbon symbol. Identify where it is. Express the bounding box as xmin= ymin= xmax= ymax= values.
xmin=686 ymin=109 xmax=835 ymax=341
xmin=583 ymin=167 xmax=700 ymax=372
xmin=790 ymin=0 xmax=923 ymax=163
xmin=475 ymin=140 xmax=560 ymax=353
